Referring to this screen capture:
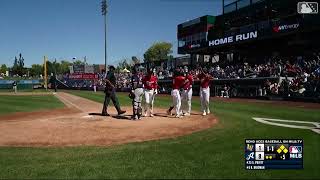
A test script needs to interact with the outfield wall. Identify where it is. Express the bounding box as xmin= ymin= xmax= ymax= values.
xmin=0 ymin=79 xmax=44 ymax=90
